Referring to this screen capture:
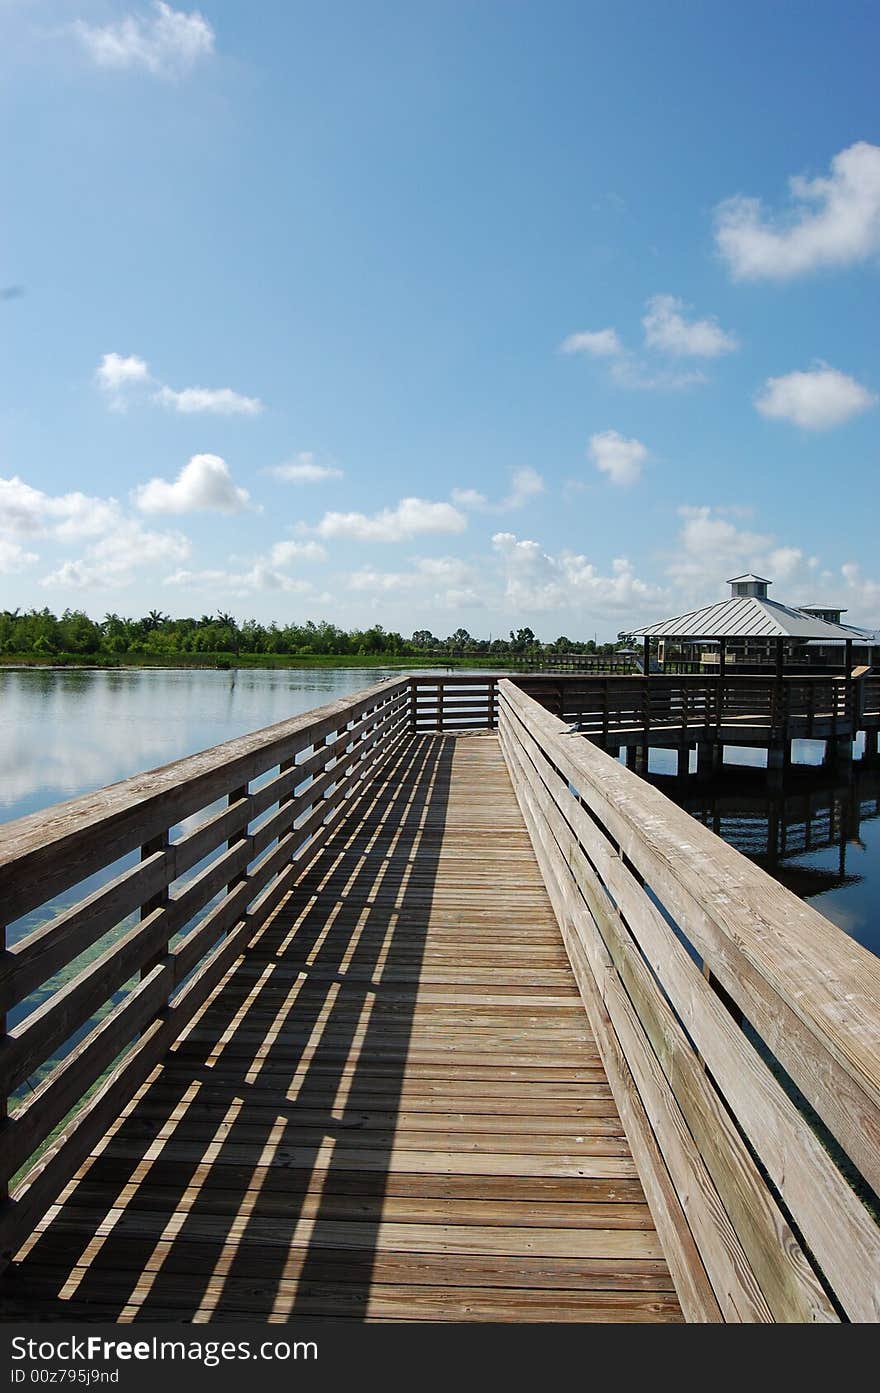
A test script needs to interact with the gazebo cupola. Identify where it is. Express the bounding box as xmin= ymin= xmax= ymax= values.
xmin=728 ymin=573 xmax=771 ymax=600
